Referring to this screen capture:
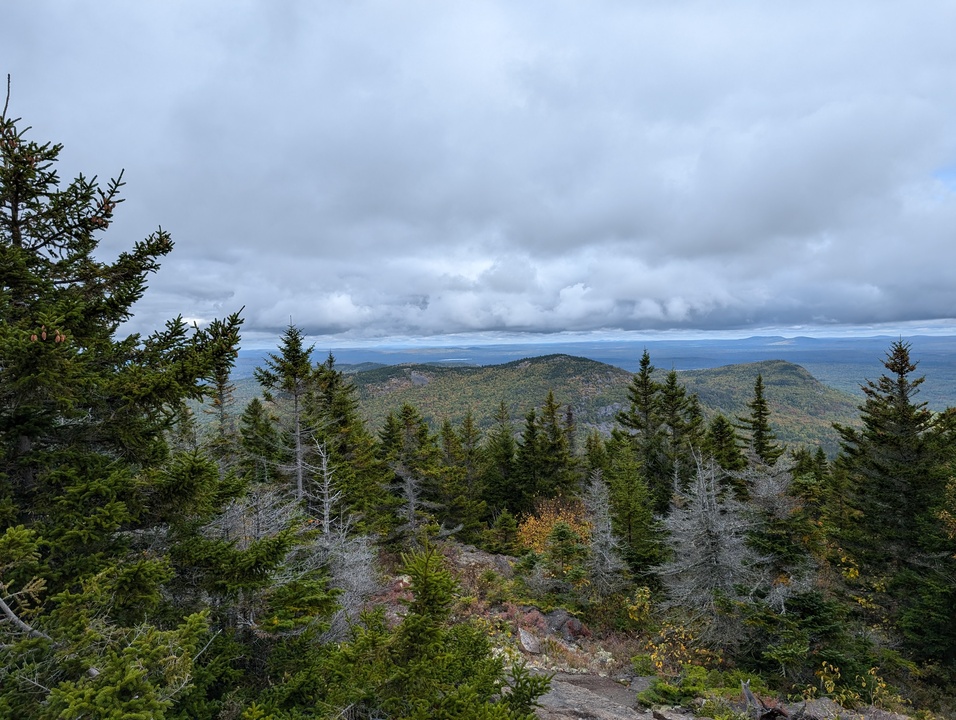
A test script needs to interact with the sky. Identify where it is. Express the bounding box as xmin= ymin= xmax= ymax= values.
xmin=4 ymin=2 xmax=956 ymax=348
